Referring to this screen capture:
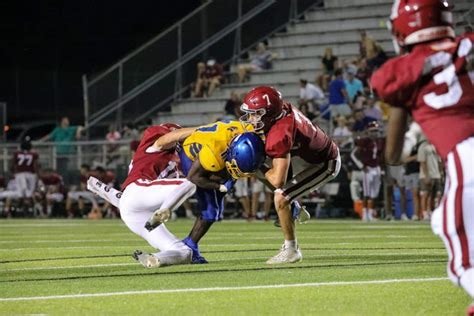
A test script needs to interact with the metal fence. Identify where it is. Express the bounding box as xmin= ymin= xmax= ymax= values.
xmin=82 ymin=0 xmax=323 ymax=132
